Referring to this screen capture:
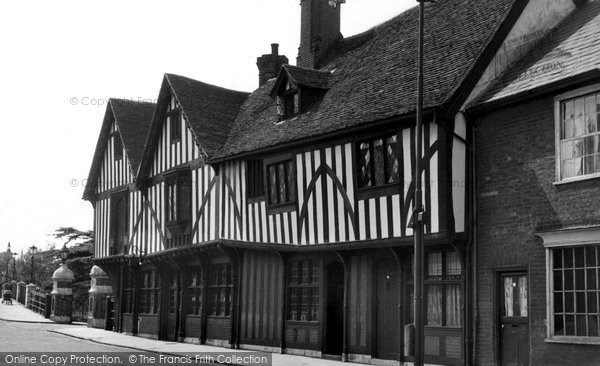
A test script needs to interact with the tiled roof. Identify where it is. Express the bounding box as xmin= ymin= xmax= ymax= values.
xmin=83 ymin=99 xmax=155 ymax=200
xmin=136 ymin=74 xmax=249 ymax=178
xmin=110 ymin=99 xmax=156 ymax=173
xmin=216 ymin=0 xmax=520 ymax=158
xmin=274 ymin=65 xmax=331 ymax=92
xmin=474 ymin=0 xmax=600 ymax=107
xmin=166 ymin=74 xmax=249 ymax=157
